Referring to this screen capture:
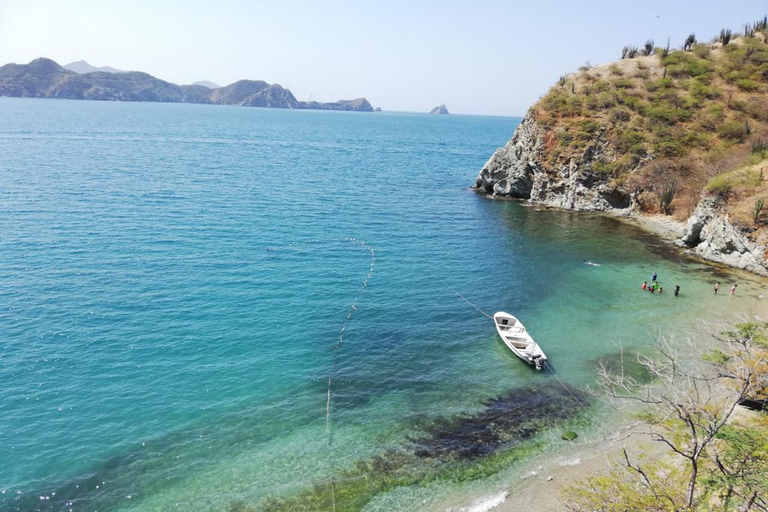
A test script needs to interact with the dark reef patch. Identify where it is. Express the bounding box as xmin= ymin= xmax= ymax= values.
xmin=254 ymin=382 xmax=591 ymax=512
xmin=409 ymin=384 xmax=588 ymax=459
